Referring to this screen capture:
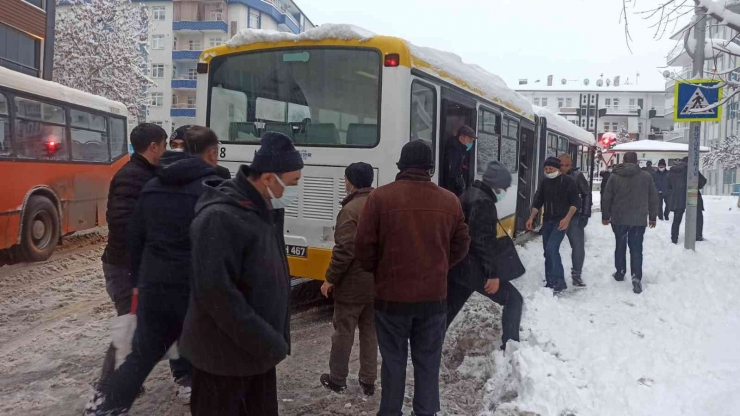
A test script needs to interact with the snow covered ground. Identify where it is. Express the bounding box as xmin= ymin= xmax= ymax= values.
xmin=452 ymin=195 xmax=740 ymax=416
